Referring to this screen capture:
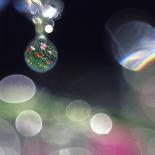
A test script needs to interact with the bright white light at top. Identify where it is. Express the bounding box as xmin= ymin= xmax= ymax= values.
xmin=45 ymin=24 xmax=54 ymax=33
xmin=90 ymin=113 xmax=112 ymax=134
xmin=42 ymin=5 xmax=58 ymax=18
